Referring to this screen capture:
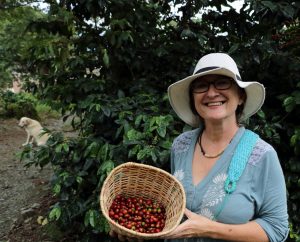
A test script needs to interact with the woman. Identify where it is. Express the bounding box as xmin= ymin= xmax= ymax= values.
xmin=165 ymin=53 xmax=289 ymax=242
